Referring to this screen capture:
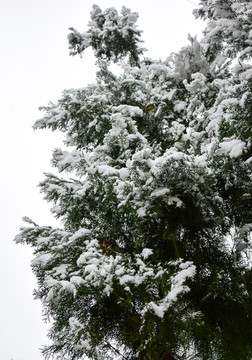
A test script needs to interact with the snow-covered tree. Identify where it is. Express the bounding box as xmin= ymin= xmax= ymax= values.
xmin=15 ymin=2 xmax=252 ymax=359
